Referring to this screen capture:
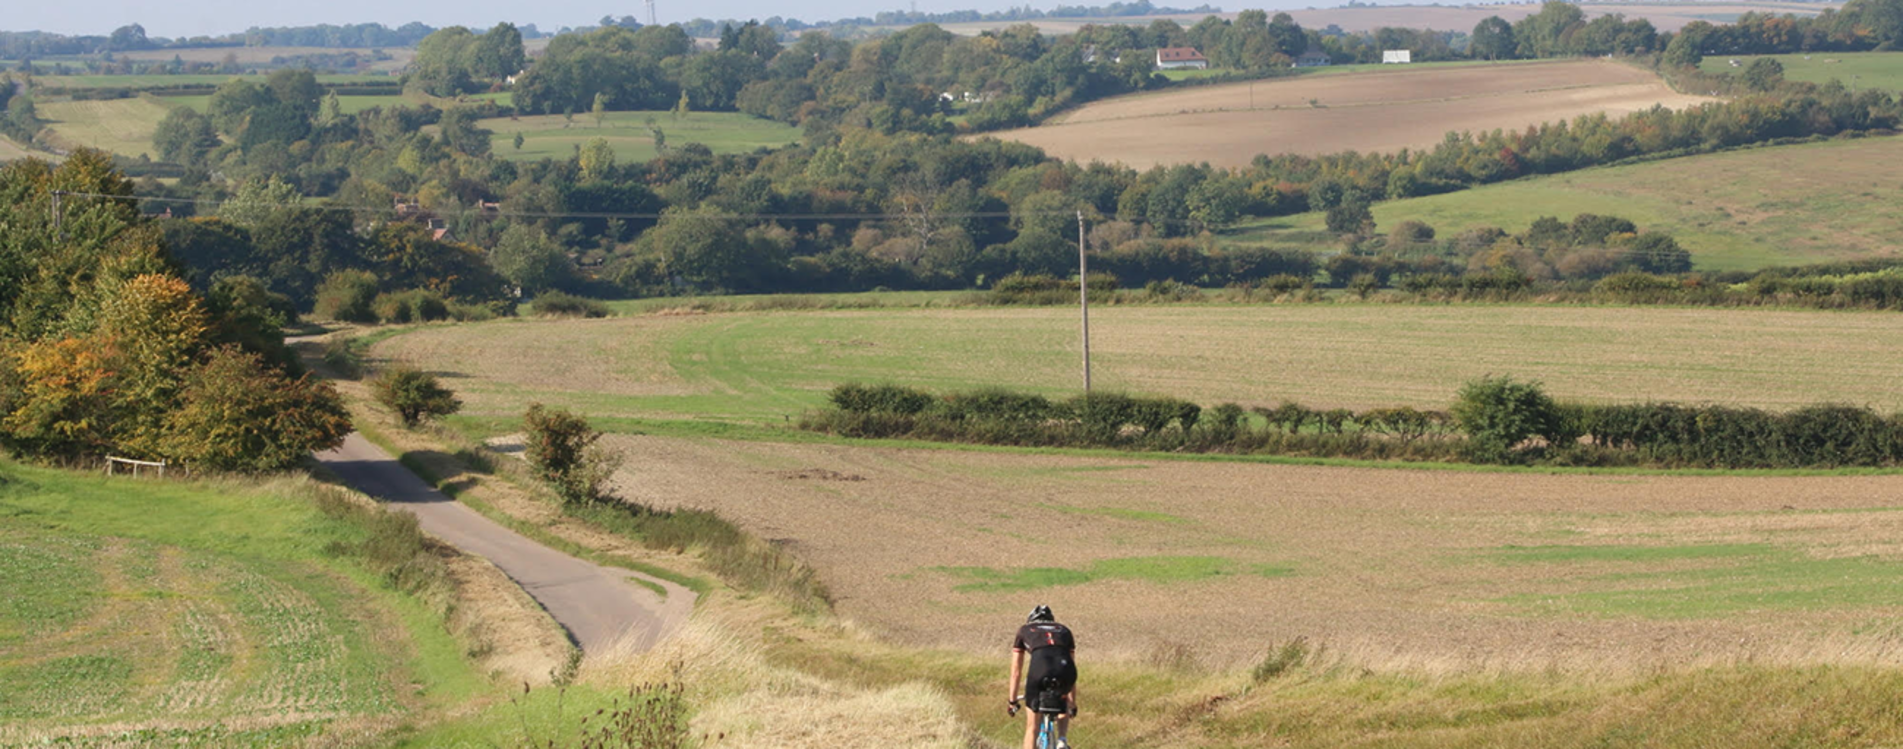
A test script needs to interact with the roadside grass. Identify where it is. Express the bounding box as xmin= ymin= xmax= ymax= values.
xmin=480 ymin=110 xmax=800 ymax=163
xmin=0 ymin=462 xmax=484 ymax=740
xmin=373 ymin=303 xmax=1903 ymax=429
xmin=1698 ymin=51 xmax=1903 ymax=91
xmin=1225 ymin=135 xmax=1903 ymax=270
